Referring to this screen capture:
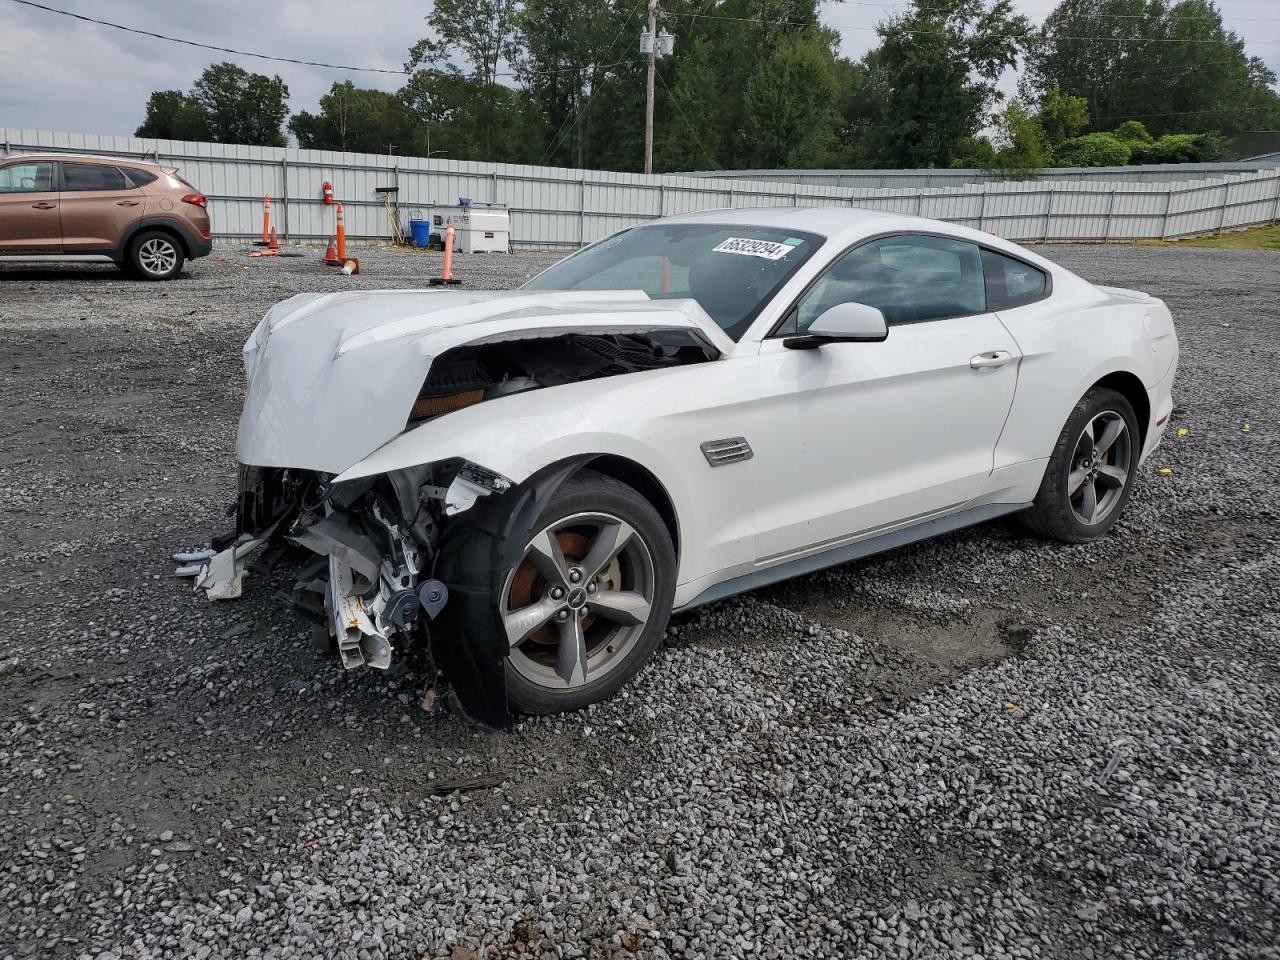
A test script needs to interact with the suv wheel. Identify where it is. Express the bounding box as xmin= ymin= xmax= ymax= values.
xmin=127 ymin=230 xmax=184 ymax=280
